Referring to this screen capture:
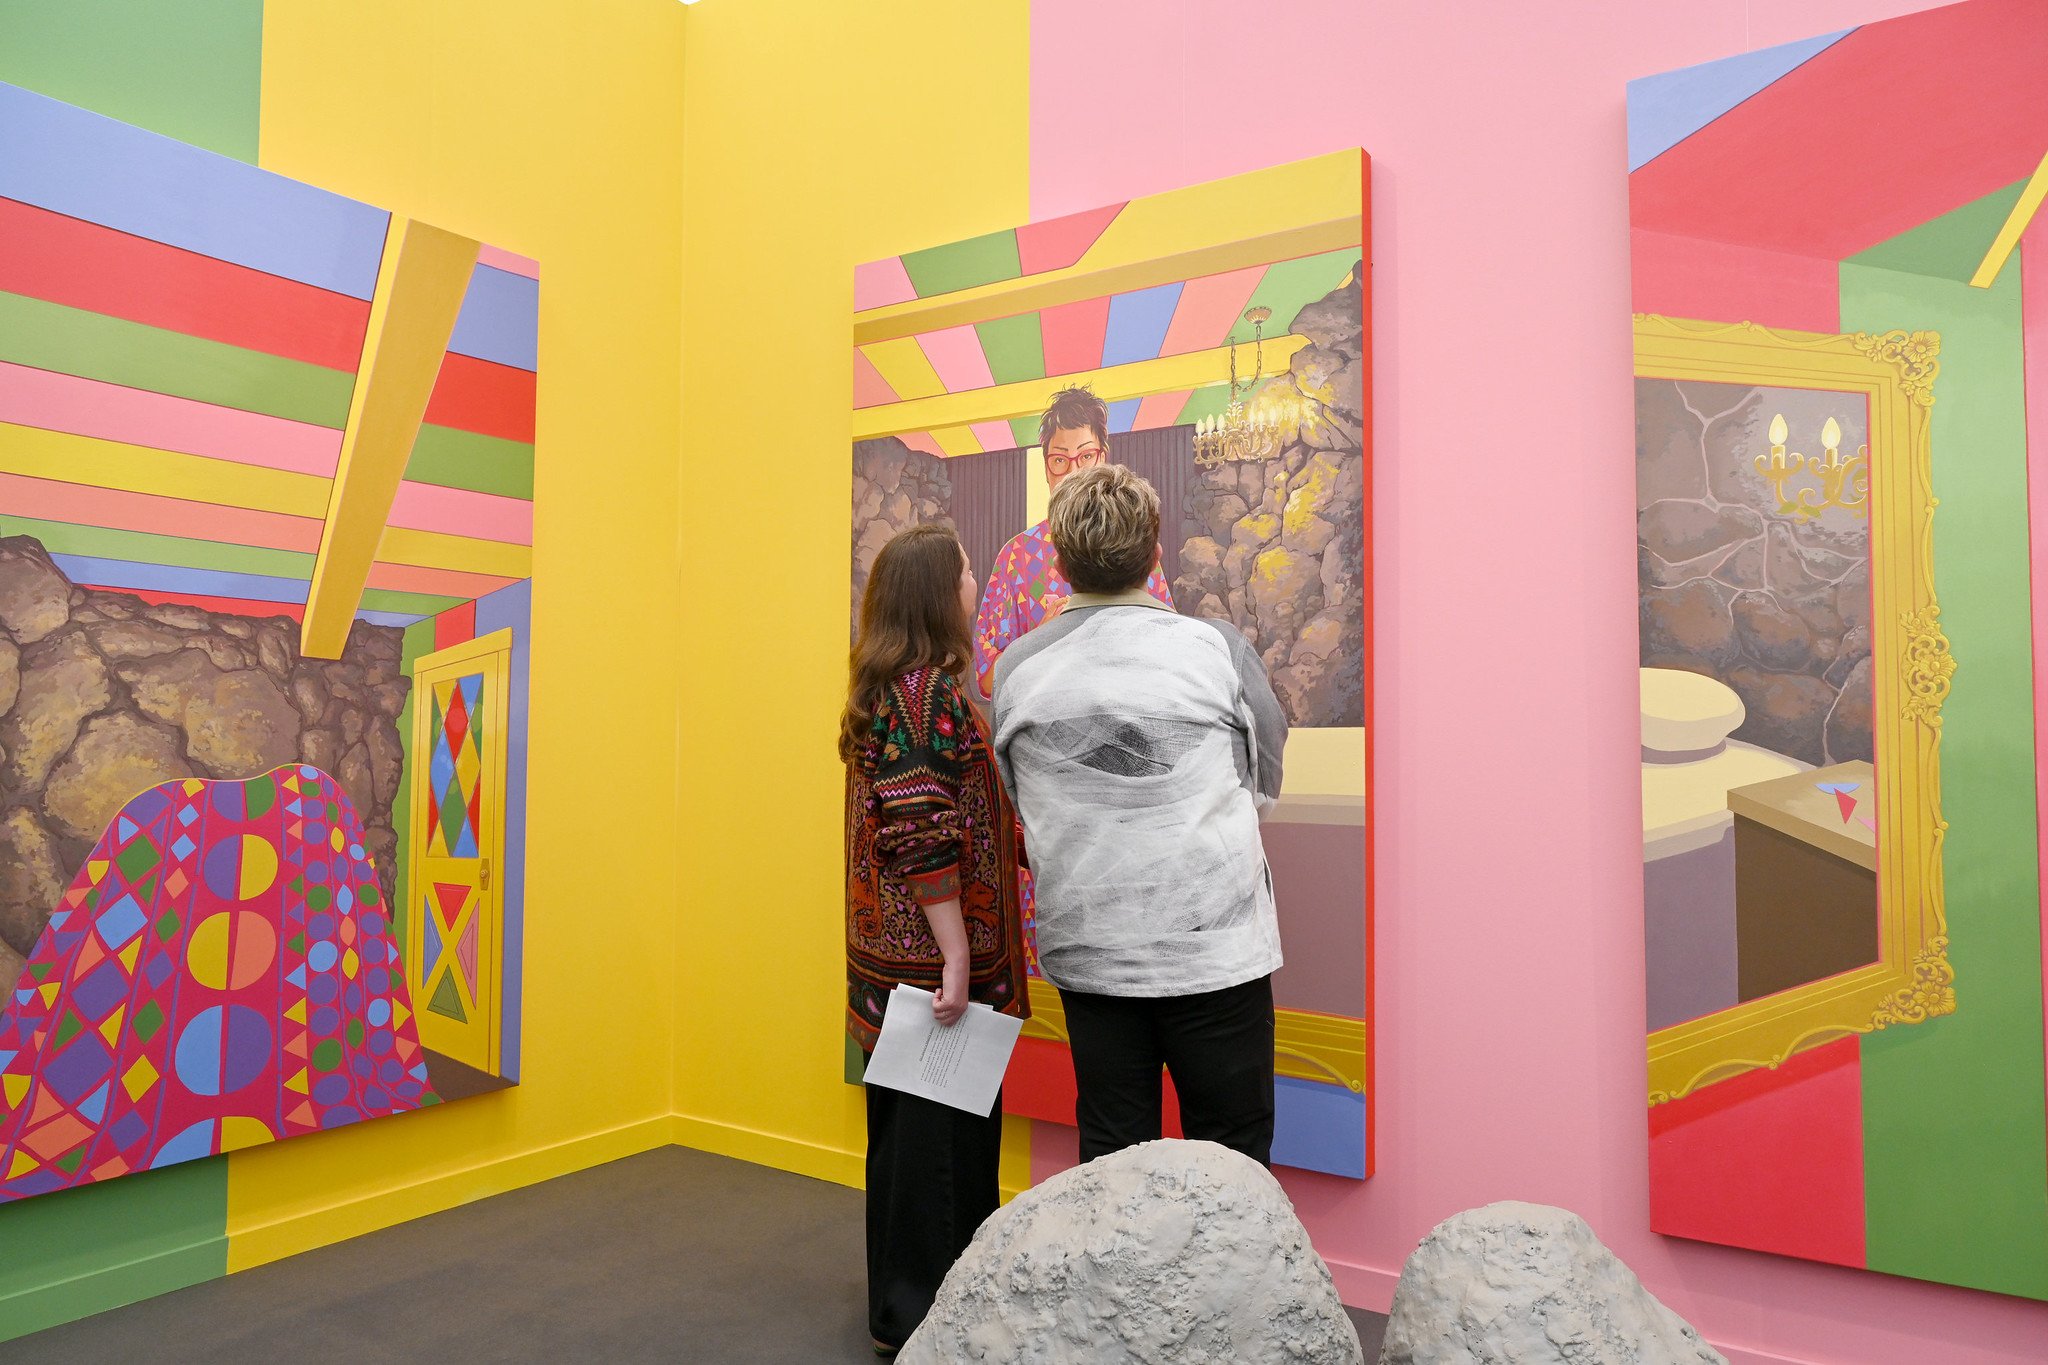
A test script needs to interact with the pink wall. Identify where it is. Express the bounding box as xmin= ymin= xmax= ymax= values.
xmin=1028 ymin=2 xmax=2048 ymax=1362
